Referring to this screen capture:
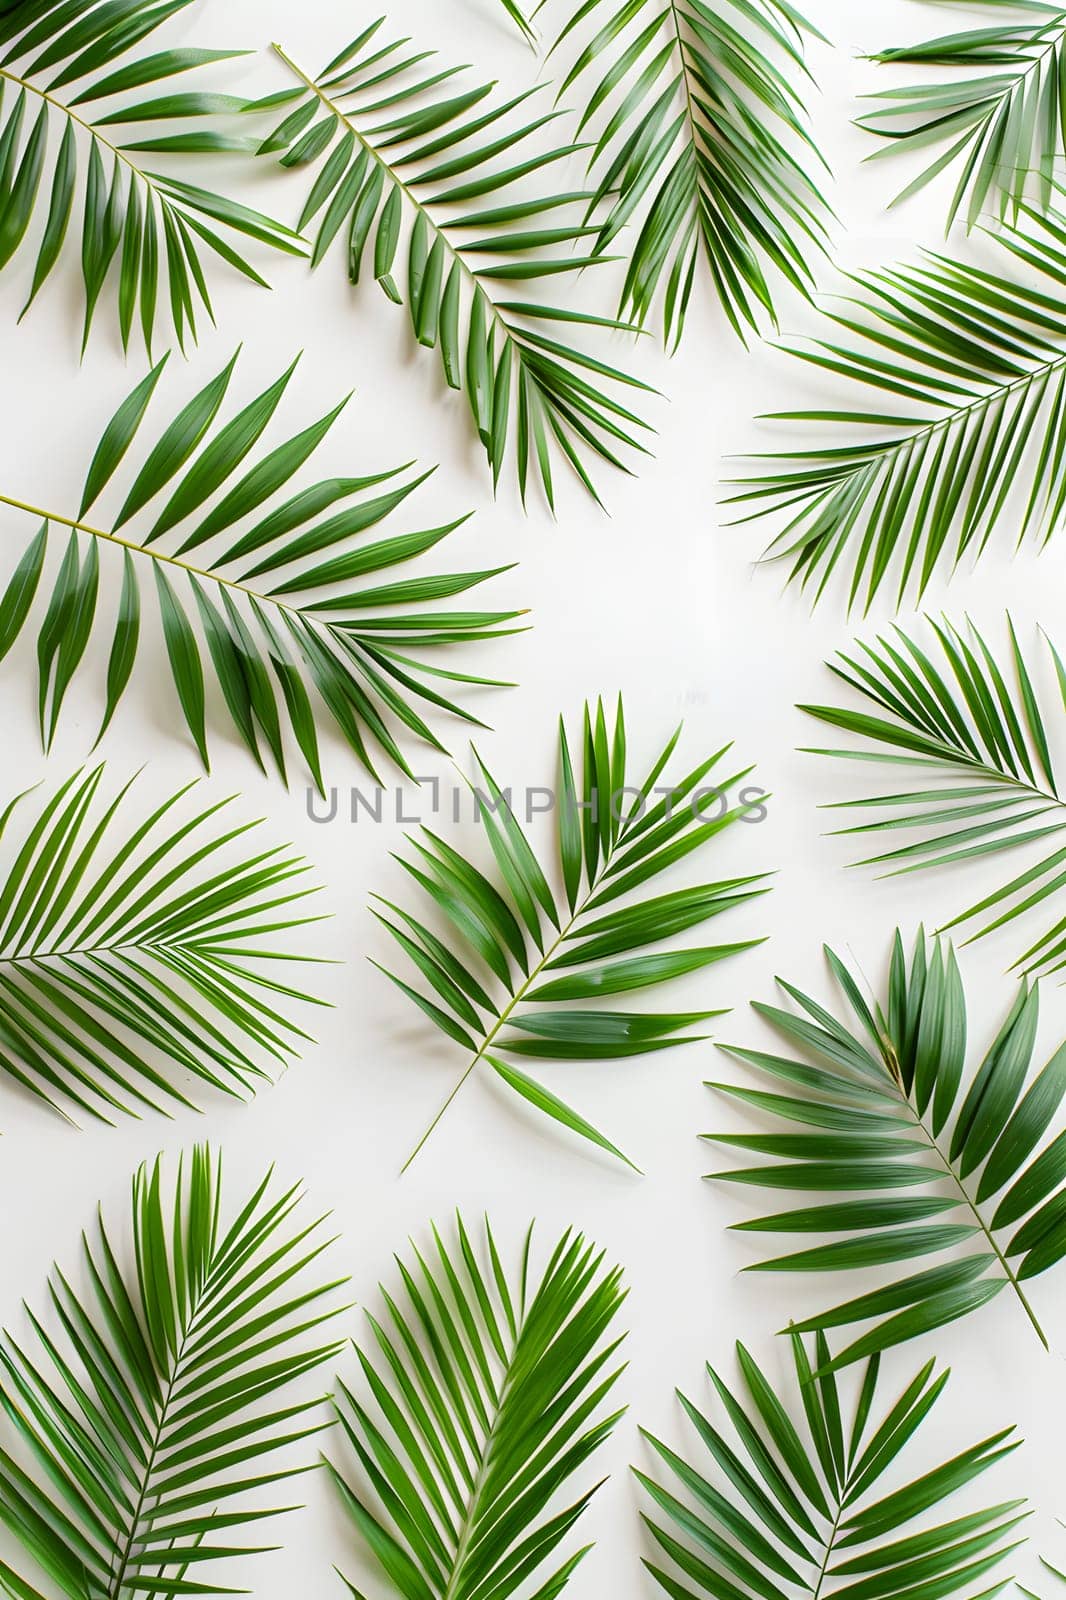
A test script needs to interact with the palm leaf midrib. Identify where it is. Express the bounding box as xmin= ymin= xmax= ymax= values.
xmin=440 ymin=1336 xmax=517 ymax=1600
xmin=105 ymin=1249 xmax=227 ymax=1598
xmin=0 ymin=489 xmax=363 ymax=634
xmin=872 ymin=1031 xmax=1047 ymax=1345
xmin=270 ymin=43 xmax=549 ymax=386
xmin=0 ymin=62 xmax=162 ymax=192
xmin=401 ymin=793 xmax=648 ymax=1171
